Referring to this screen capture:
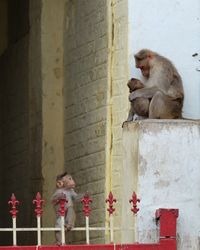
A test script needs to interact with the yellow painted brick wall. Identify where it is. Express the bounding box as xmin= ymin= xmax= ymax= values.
xmin=64 ymin=0 xmax=109 ymax=244
xmin=64 ymin=0 xmax=129 ymax=244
